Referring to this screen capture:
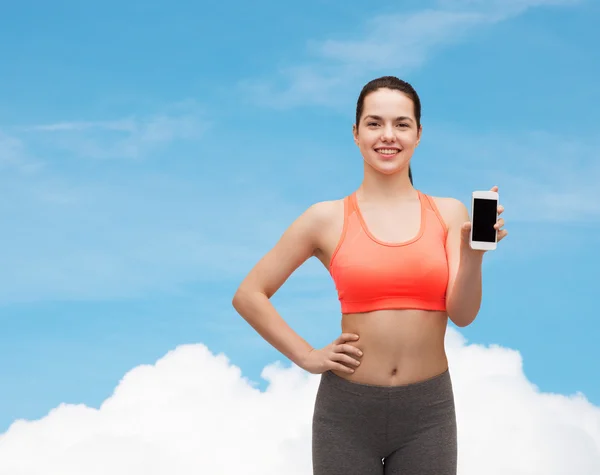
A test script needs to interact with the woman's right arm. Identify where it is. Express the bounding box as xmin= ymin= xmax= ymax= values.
xmin=231 ymin=202 xmax=326 ymax=369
